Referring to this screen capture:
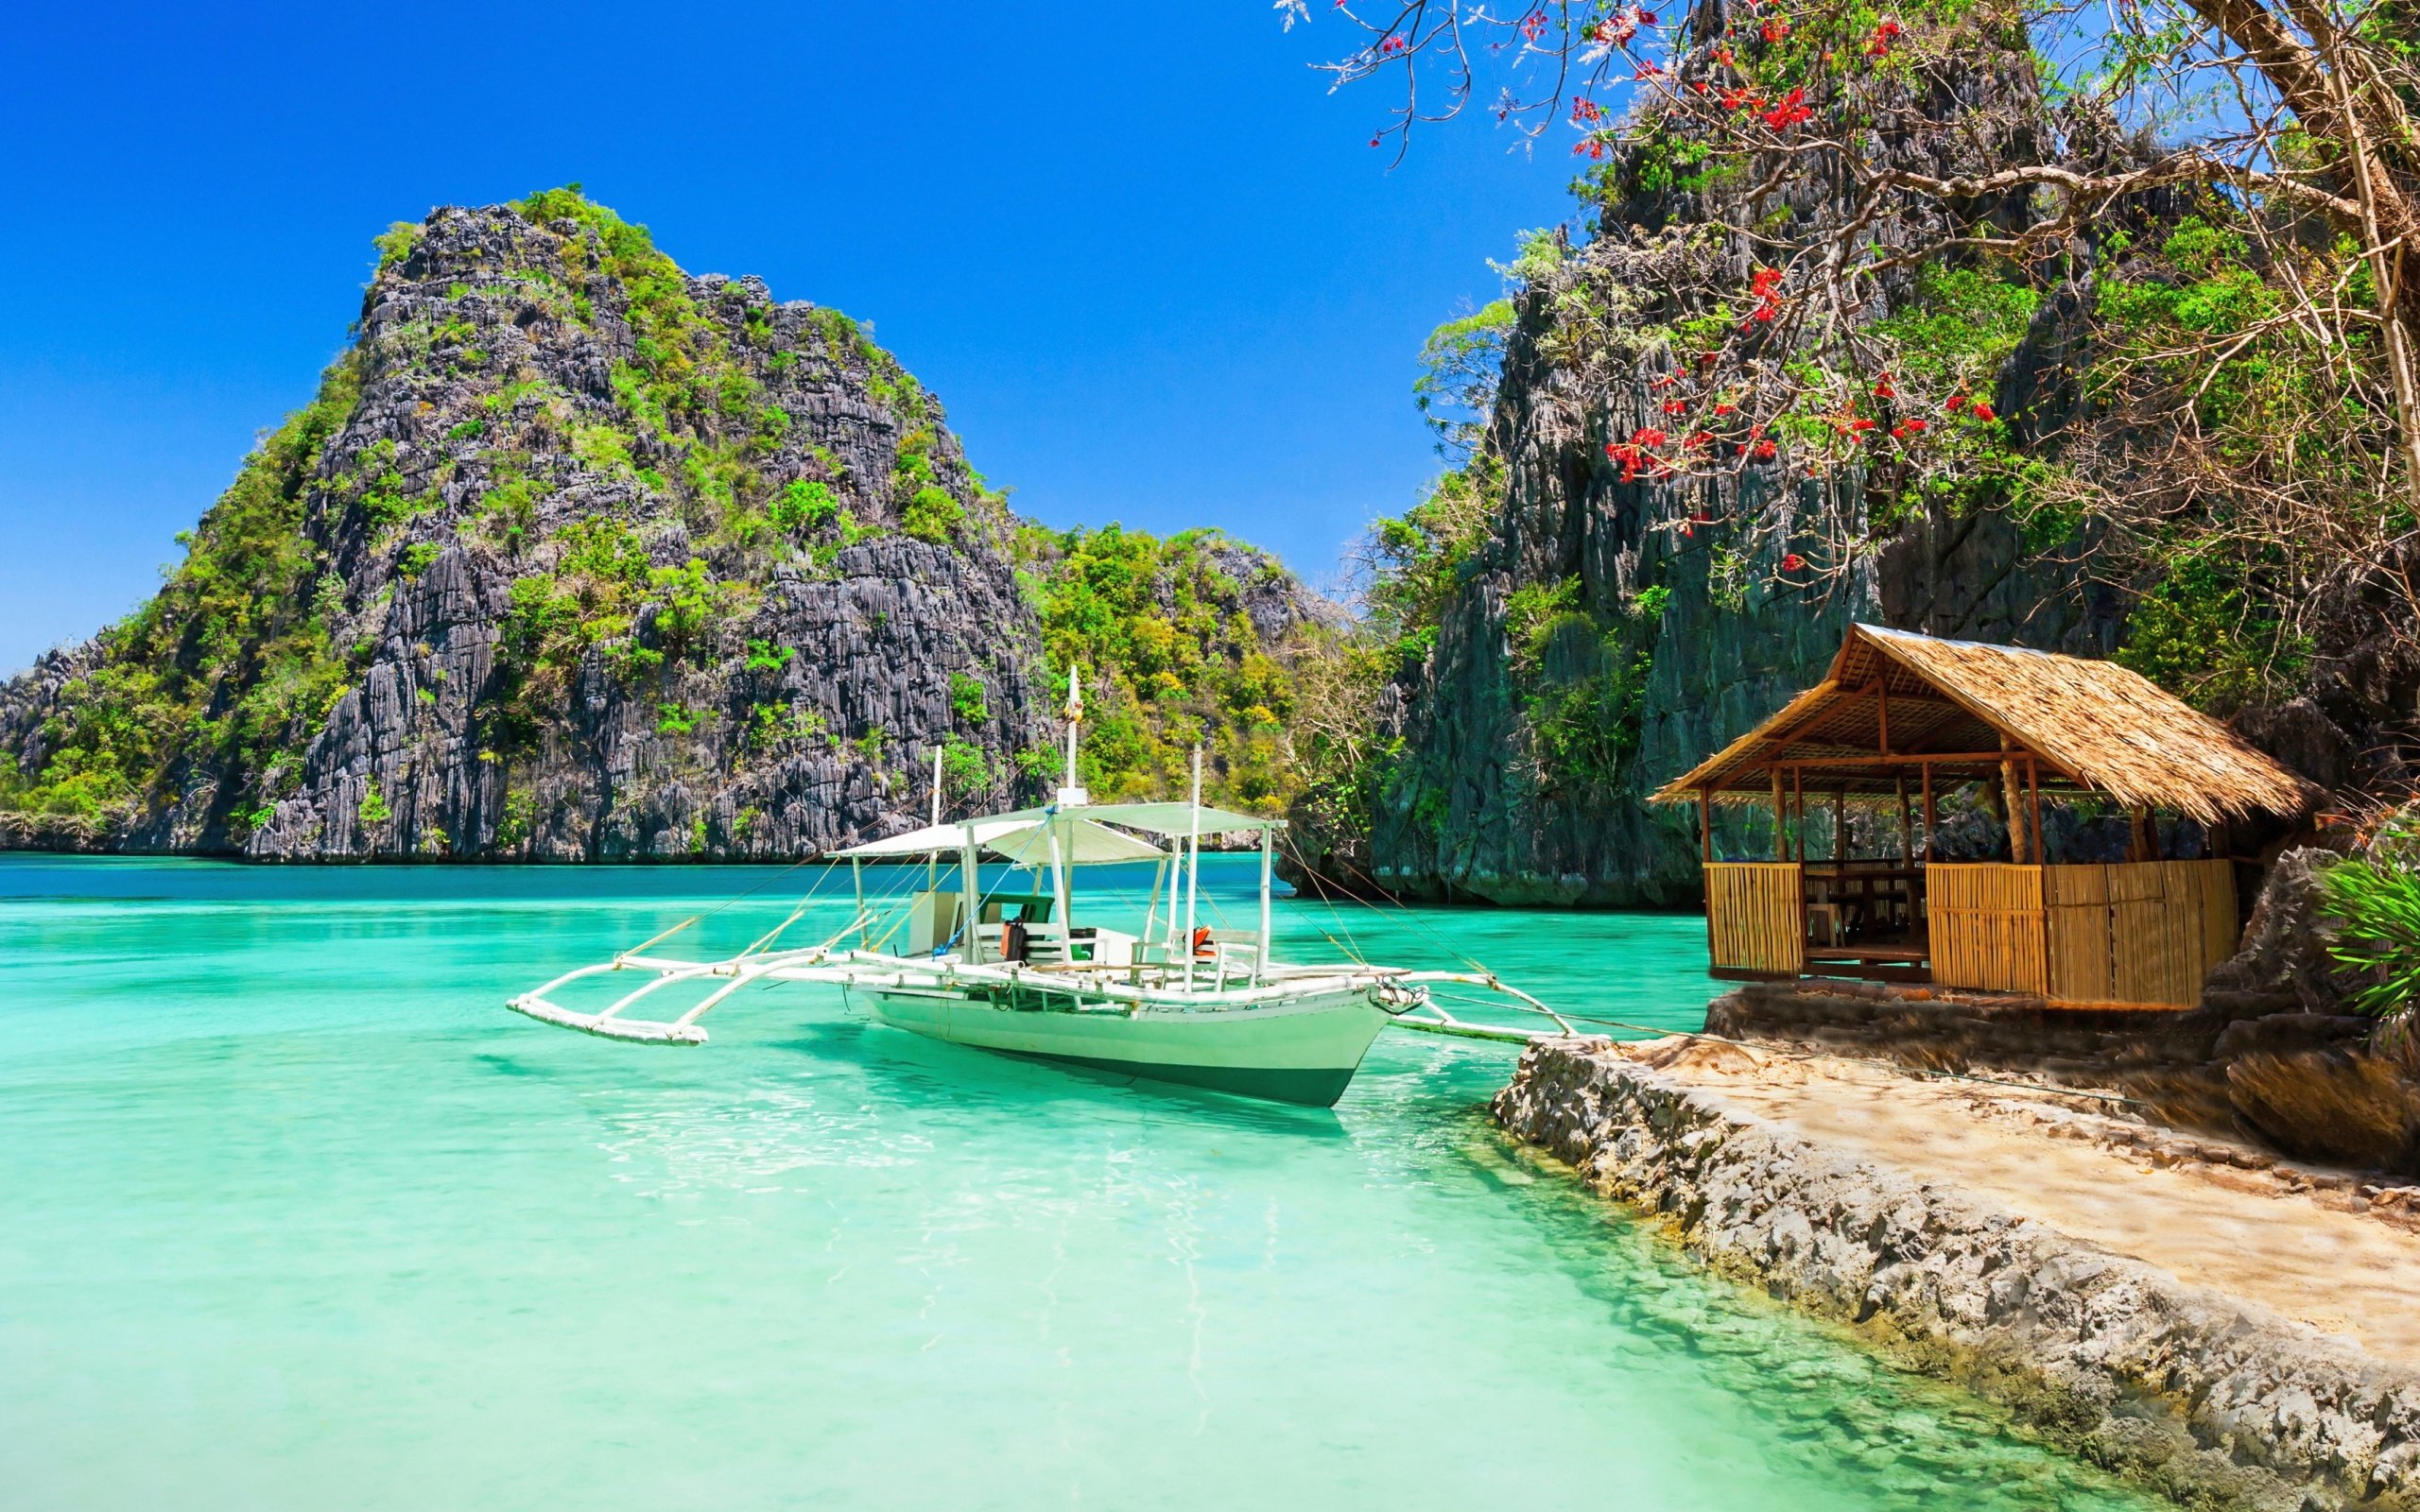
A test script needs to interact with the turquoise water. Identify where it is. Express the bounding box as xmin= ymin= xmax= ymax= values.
xmin=0 ymin=854 xmax=2152 ymax=1510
